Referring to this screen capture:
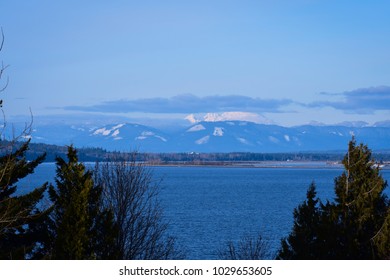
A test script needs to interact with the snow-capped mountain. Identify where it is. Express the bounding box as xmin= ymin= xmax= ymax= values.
xmin=185 ymin=112 xmax=272 ymax=124
xmin=176 ymin=121 xmax=390 ymax=152
xmin=24 ymin=120 xmax=390 ymax=153
xmin=86 ymin=123 xmax=170 ymax=152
